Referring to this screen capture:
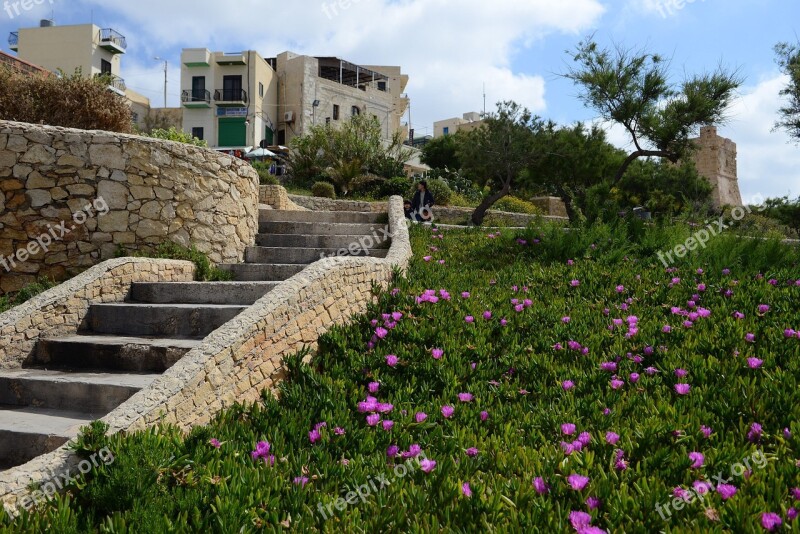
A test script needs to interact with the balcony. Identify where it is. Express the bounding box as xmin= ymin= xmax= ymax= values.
xmin=214 ymin=89 xmax=248 ymax=106
xmin=98 ymin=29 xmax=127 ymax=54
xmin=216 ymin=52 xmax=247 ymax=66
xmin=183 ymin=48 xmax=211 ymax=67
xmin=96 ymin=73 xmax=126 ymax=95
xmin=8 ymin=32 xmax=18 ymax=51
xmin=182 ymin=89 xmax=211 ymax=108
